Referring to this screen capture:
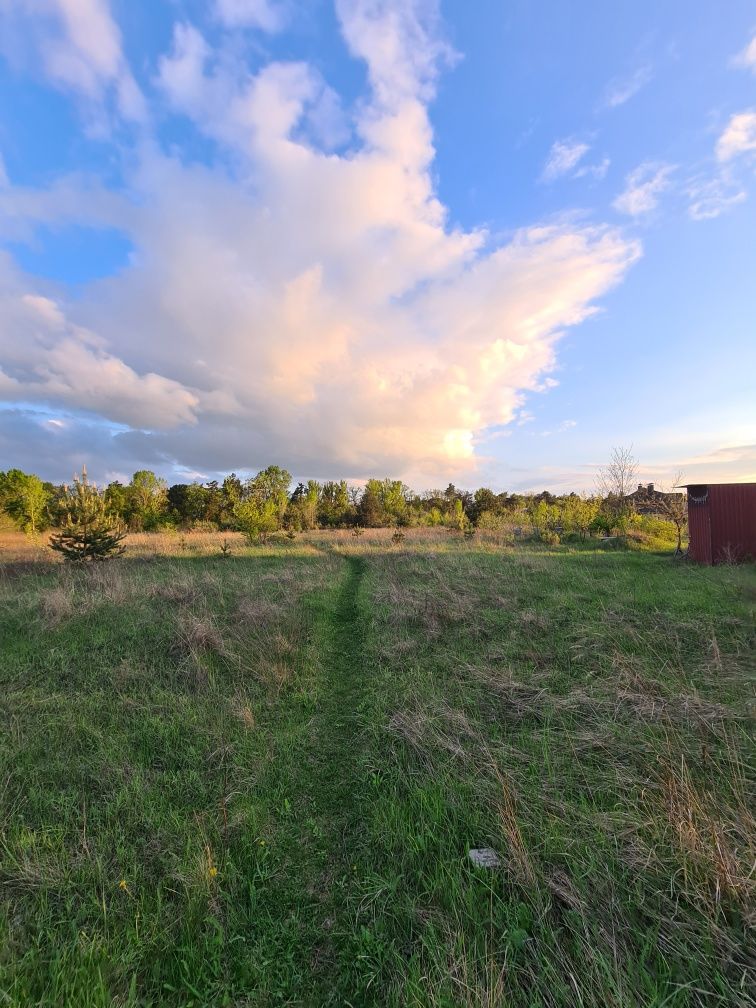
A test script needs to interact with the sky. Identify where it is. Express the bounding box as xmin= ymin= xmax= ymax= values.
xmin=0 ymin=0 xmax=754 ymax=493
